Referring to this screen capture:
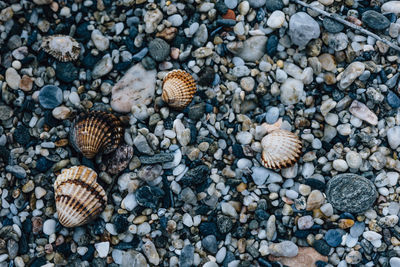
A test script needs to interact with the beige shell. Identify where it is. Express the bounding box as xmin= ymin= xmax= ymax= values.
xmin=41 ymin=35 xmax=81 ymax=62
xmin=54 ymin=166 xmax=107 ymax=227
xmin=162 ymin=69 xmax=197 ymax=110
xmin=261 ymin=129 xmax=302 ymax=169
xmin=69 ymin=111 xmax=123 ymax=159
